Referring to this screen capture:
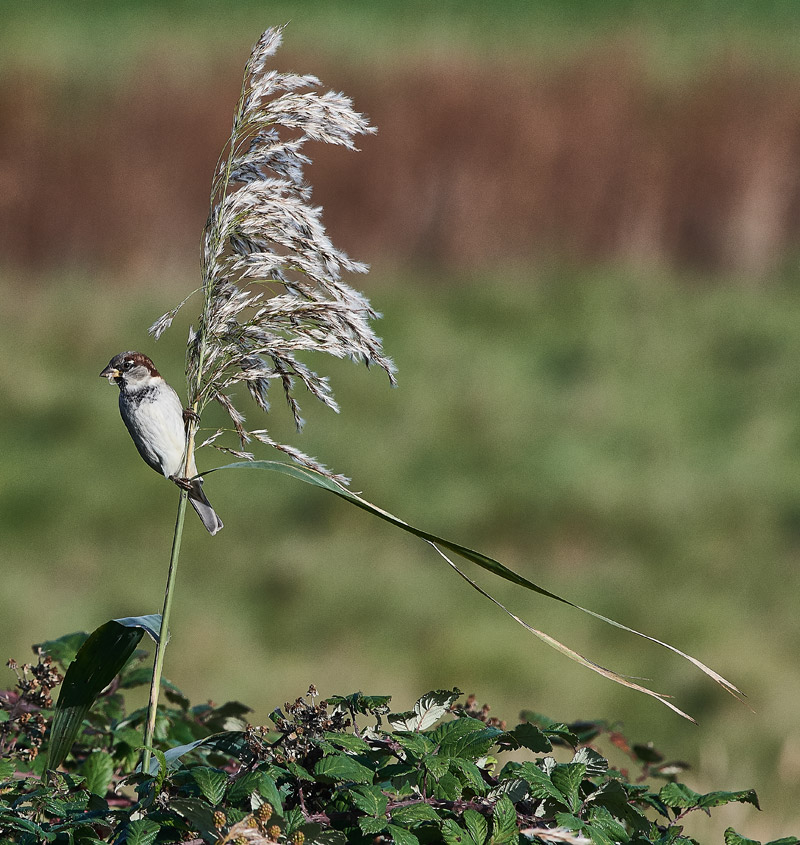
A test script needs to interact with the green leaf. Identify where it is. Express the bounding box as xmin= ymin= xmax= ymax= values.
xmin=34 ymin=632 xmax=89 ymax=672
xmin=287 ymin=760 xmax=314 ymax=781
xmin=498 ymin=722 xmax=551 ymax=753
xmin=209 ymin=460 xmax=744 ymax=720
xmin=449 ymin=757 xmax=487 ymax=795
xmin=586 ymin=805 xmax=631 ymax=844
xmin=433 ymin=718 xmax=504 ymax=760
xmin=697 ymin=789 xmax=760 ymax=811
xmin=144 ymin=730 xmax=250 ymax=774
xmin=463 ymin=809 xmax=489 ymax=845
xmin=226 ymin=771 xmax=263 ymax=803
xmin=391 ymin=802 xmax=442 ymax=826
xmin=284 ymin=807 xmax=305 ymax=835
xmin=586 ymin=780 xmax=647 ymax=830
xmin=205 ymin=700 xmax=253 ymax=732
xmin=0 ymin=816 xmax=57 ymax=840
xmin=191 ymin=766 xmax=228 ymax=804
xmin=424 ymin=754 xmax=450 ymax=779
xmin=390 ymin=689 xmax=461 ymax=731
xmin=0 ymin=760 xmax=15 ymax=782
xmin=258 ymin=772 xmax=284 ymax=813
xmin=351 ymin=785 xmax=389 ymax=817
xmin=488 ymin=778 xmax=529 ymax=804
xmin=113 ymin=725 xmax=144 ymax=748
xmin=80 ymin=750 xmax=113 ymax=796
xmin=555 ymin=812 xmax=584 ymax=831
xmin=323 ymin=732 xmax=371 ymax=753
xmin=169 ymin=797 xmax=221 ymax=841
xmin=124 ymin=819 xmax=160 ymax=845
xmin=660 ymin=780 xmax=705 ymax=808
xmin=724 ymin=831 xmax=761 ymax=845
xmin=491 ymin=795 xmax=518 ymax=844
xmin=116 ymin=666 xmax=152 ymax=689
xmin=632 ymin=742 xmax=664 ymax=764
xmin=113 ymin=615 xmax=162 ymax=643
xmin=394 ymin=732 xmax=435 ymax=759
xmin=328 ymin=692 xmax=392 ymax=717
xmin=430 ymin=716 xmax=486 ymax=746
xmin=433 ymin=771 xmax=463 ymax=801
xmin=163 ymin=679 xmax=191 ymax=709
xmin=572 ymin=746 xmax=608 ymax=777
xmin=441 ymin=818 xmax=468 ymax=845
xmin=551 ymin=762 xmax=586 ymax=813
xmin=517 ymin=762 xmax=568 ymax=806
xmin=314 ymin=753 xmax=374 ymax=784
xmin=659 ymin=783 xmax=759 ymax=812
xmin=518 ymin=713 xmax=580 ymax=747
xmin=359 ymin=816 xmax=389 ymax=835
xmin=43 ymin=794 xmax=90 ymax=816
xmin=46 ymin=617 xmax=153 ymax=769
xmin=387 ymin=824 xmax=421 ymax=845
